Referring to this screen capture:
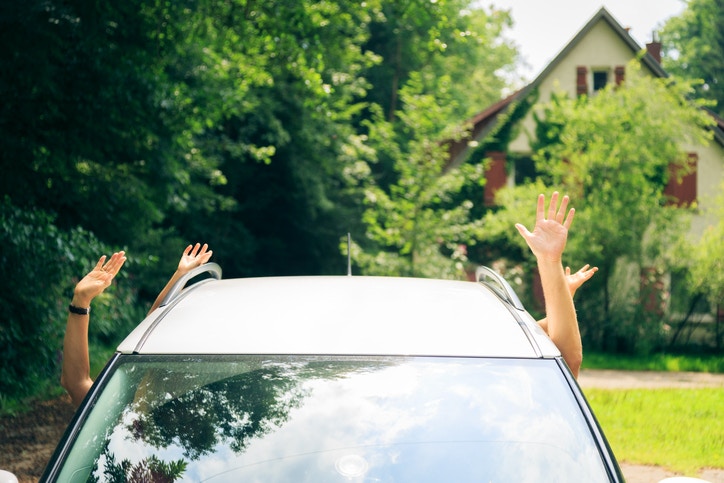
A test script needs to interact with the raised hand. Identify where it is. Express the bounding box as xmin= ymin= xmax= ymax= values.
xmin=177 ymin=243 xmax=213 ymax=276
xmin=515 ymin=192 xmax=574 ymax=262
xmin=565 ymin=264 xmax=598 ymax=297
xmin=148 ymin=243 xmax=213 ymax=315
xmin=64 ymin=250 xmax=126 ymax=407
xmin=72 ymin=251 xmax=127 ymax=307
